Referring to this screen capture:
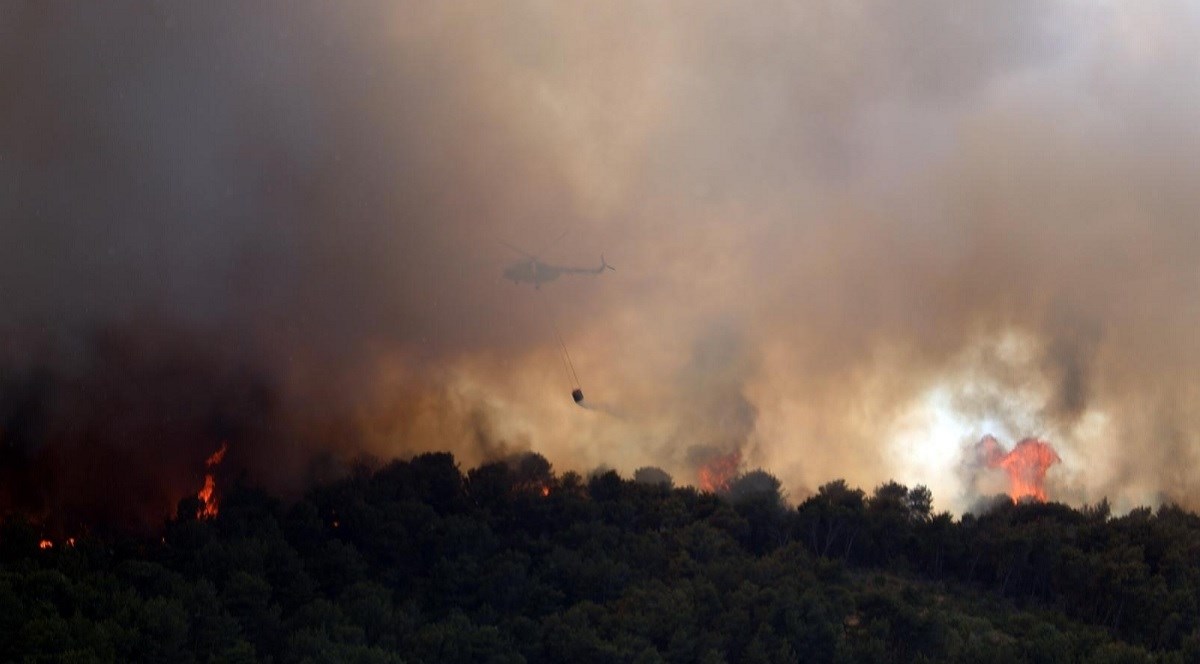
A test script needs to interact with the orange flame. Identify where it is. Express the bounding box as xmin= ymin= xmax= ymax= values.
xmin=698 ymin=450 xmax=741 ymax=493
xmin=540 ymin=486 xmax=551 ymax=497
xmin=978 ymin=435 xmax=1061 ymax=502
xmin=206 ymin=442 xmax=228 ymax=467
xmin=38 ymin=539 xmax=53 ymax=550
xmin=196 ymin=441 xmax=228 ymax=518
